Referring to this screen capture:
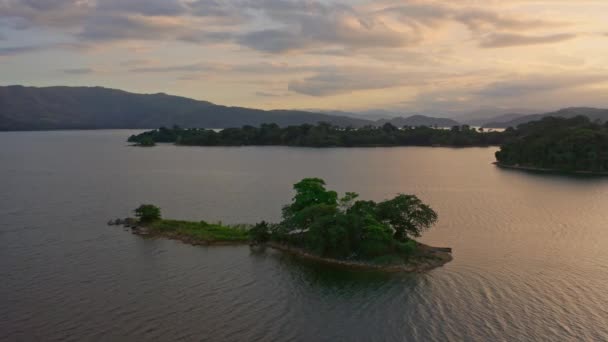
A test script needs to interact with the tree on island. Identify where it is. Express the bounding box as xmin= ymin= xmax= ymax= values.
xmin=495 ymin=115 xmax=608 ymax=173
xmin=134 ymin=204 xmax=161 ymax=223
xmin=266 ymin=178 xmax=438 ymax=261
xmin=122 ymin=179 xmax=445 ymax=266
